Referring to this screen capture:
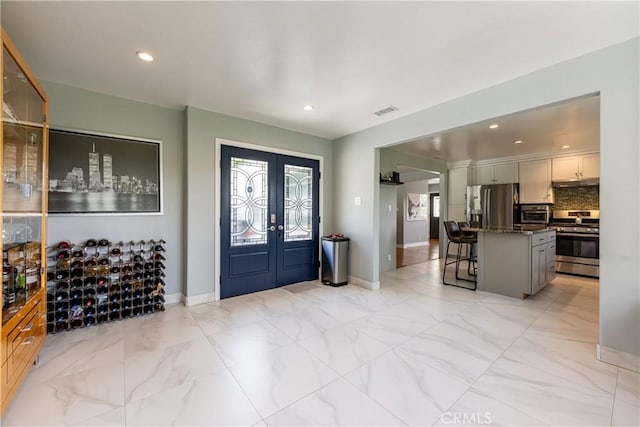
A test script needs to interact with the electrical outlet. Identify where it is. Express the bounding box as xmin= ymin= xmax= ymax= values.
xmin=387 ymin=254 xmax=391 ymax=261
